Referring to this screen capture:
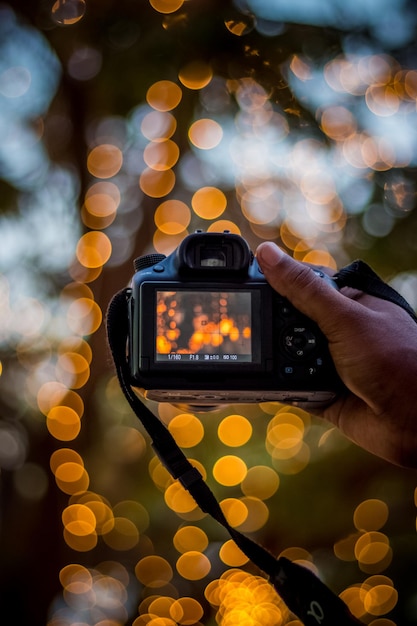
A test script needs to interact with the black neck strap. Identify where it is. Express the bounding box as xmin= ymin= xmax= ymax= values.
xmin=107 ymin=260 xmax=415 ymax=625
xmin=334 ymin=260 xmax=417 ymax=323
xmin=106 ymin=286 xmax=365 ymax=626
